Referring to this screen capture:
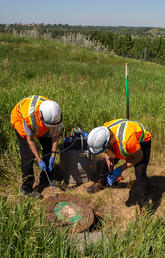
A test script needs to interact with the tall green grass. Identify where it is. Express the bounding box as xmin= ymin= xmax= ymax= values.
xmin=1 ymin=33 xmax=165 ymax=157
xmin=0 ymin=197 xmax=81 ymax=257
xmin=0 ymin=33 xmax=165 ymax=257
xmin=83 ymin=215 xmax=165 ymax=257
xmin=0 ymin=196 xmax=164 ymax=257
